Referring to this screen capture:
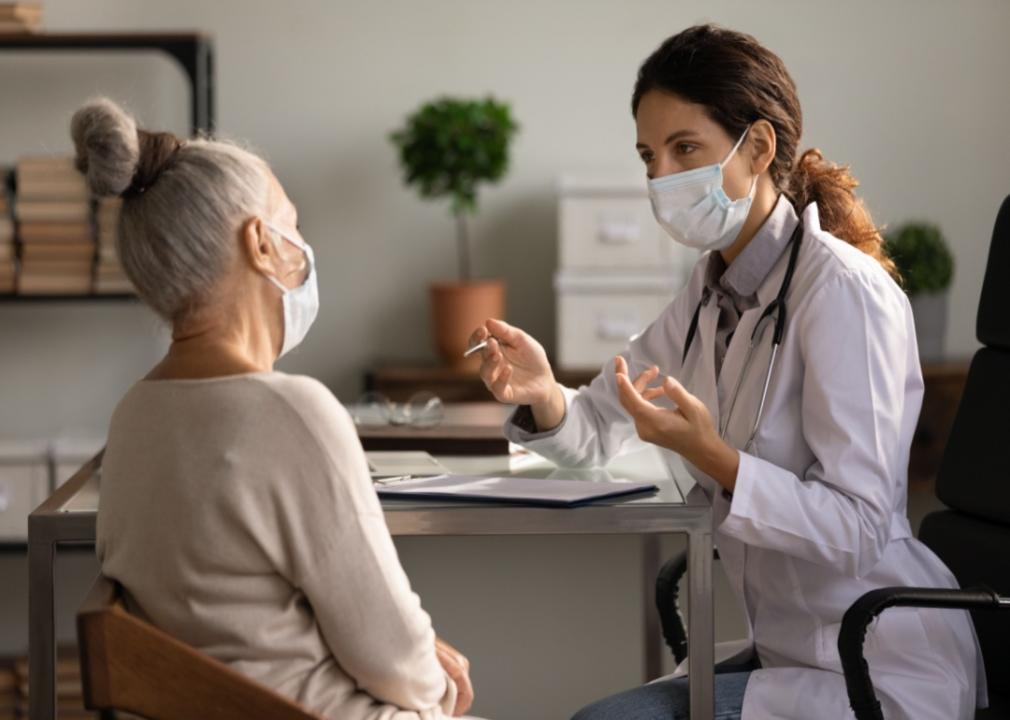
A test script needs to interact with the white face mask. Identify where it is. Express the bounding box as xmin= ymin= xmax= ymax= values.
xmin=264 ymin=222 xmax=319 ymax=358
xmin=647 ymin=126 xmax=757 ymax=252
